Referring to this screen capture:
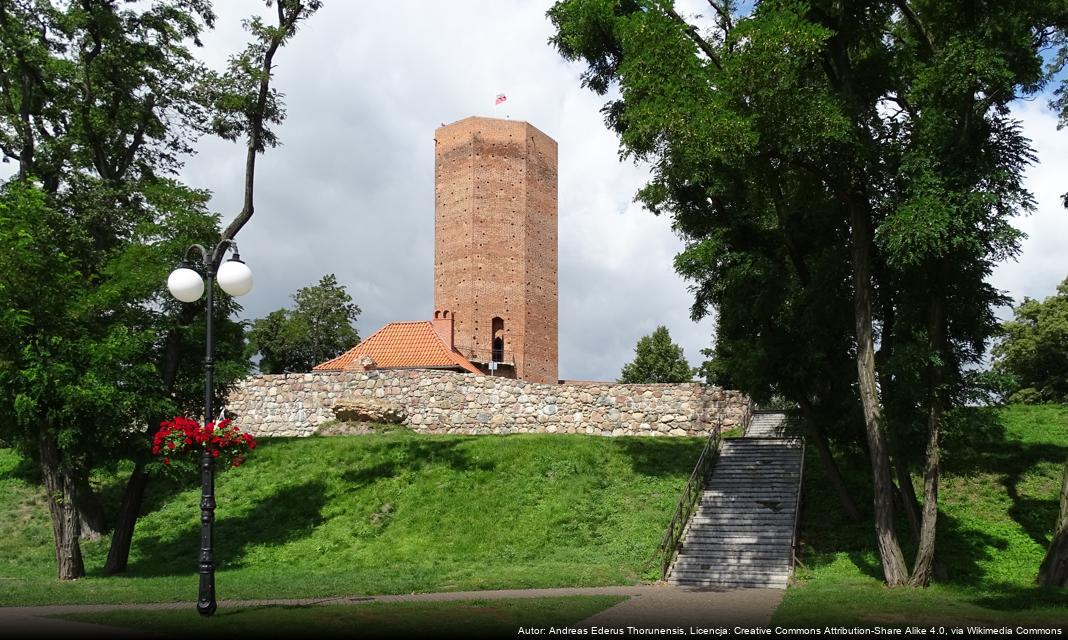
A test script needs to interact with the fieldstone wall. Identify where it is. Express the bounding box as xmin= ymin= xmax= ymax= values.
xmin=225 ymin=370 xmax=750 ymax=439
